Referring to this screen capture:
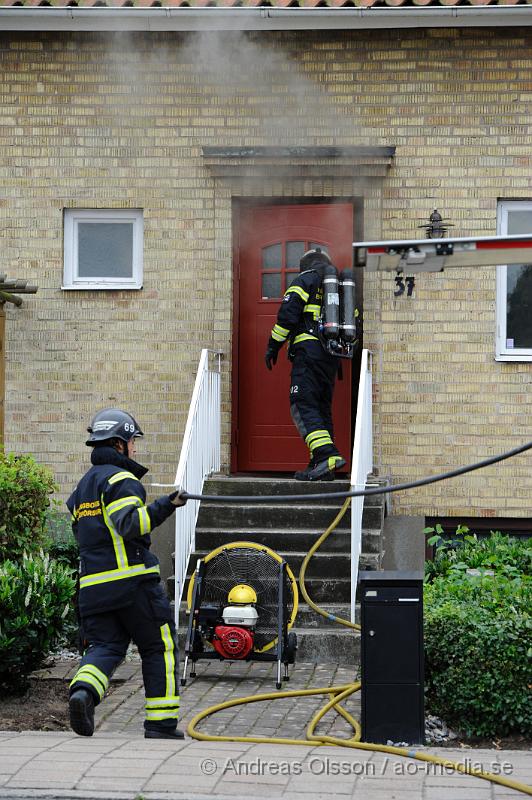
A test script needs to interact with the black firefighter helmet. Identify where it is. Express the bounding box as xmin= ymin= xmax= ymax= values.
xmin=299 ymin=247 xmax=332 ymax=273
xmin=86 ymin=408 xmax=143 ymax=446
